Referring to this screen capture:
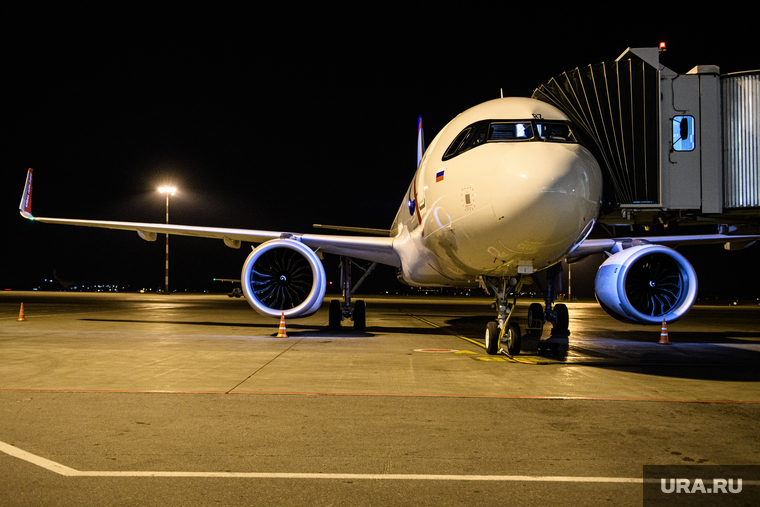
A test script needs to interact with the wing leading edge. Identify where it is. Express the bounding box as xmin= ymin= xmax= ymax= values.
xmin=19 ymin=168 xmax=758 ymax=272
xmin=19 ymin=168 xmax=400 ymax=268
xmin=571 ymin=235 xmax=759 ymax=259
